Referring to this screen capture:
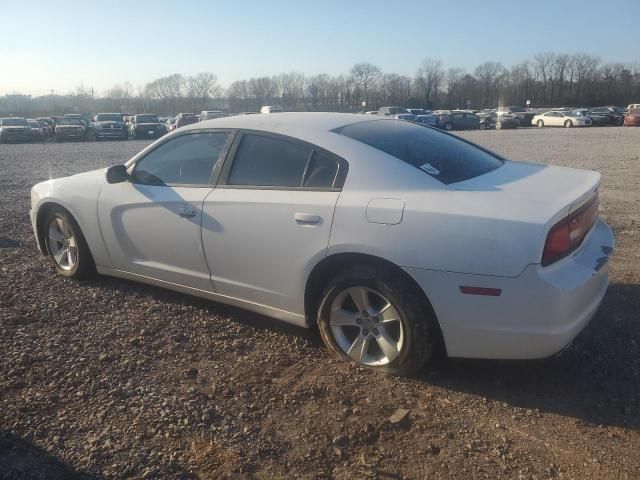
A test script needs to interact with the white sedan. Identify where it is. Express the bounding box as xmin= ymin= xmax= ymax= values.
xmin=30 ymin=113 xmax=614 ymax=376
xmin=532 ymin=110 xmax=592 ymax=128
